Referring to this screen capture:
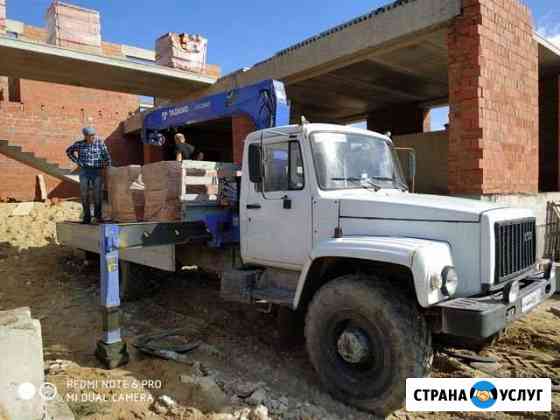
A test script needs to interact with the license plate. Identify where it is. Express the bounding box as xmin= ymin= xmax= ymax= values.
xmin=521 ymin=288 xmax=543 ymax=313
